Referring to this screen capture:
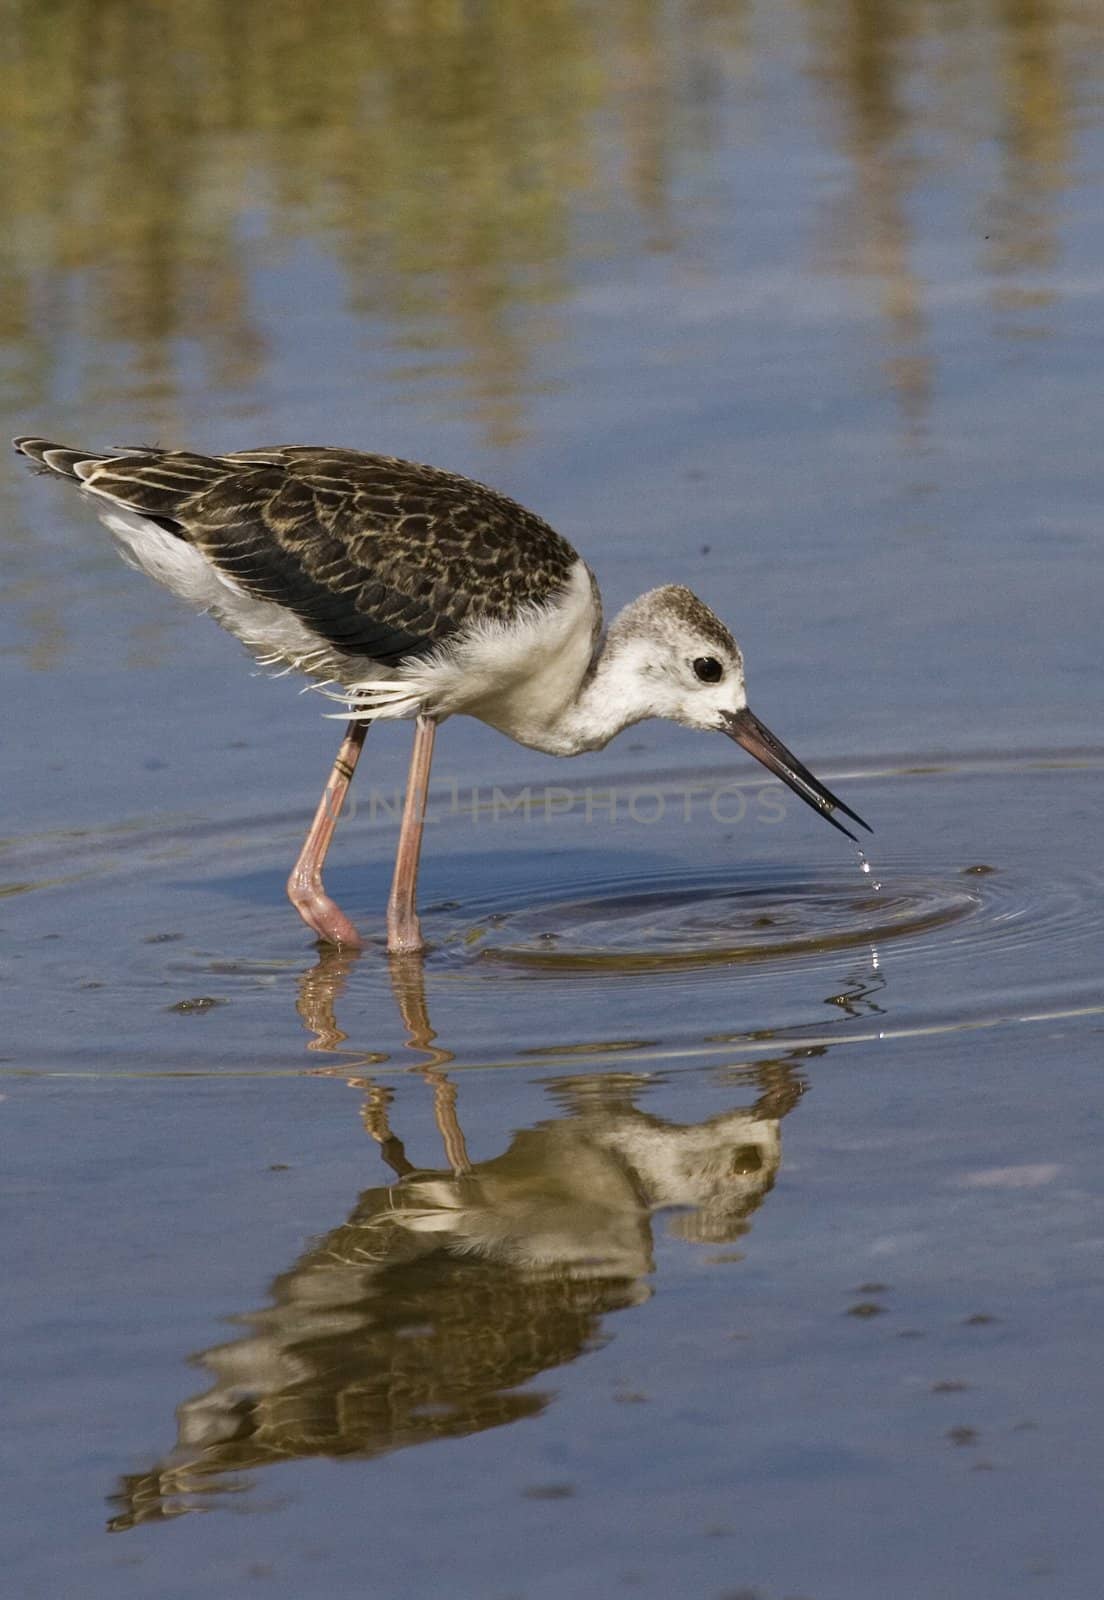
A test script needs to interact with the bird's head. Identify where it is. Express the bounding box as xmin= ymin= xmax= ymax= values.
xmin=609 ymin=585 xmax=871 ymax=841
xmin=606 ymin=584 xmax=747 ymax=727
